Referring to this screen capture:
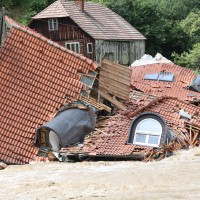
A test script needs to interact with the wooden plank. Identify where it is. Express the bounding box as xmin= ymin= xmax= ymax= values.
xmin=99 ymin=86 xmax=129 ymax=100
xmin=98 ymin=90 xmax=127 ymax=111
xmin=81 ymin=96 xmax=111 ymax=112
xmin=102 ymin=59 xmax=132 ymax=73
xmin=100 ymin=70 xmax=131 ymax=85
xmin=99 ymin=75 xmax=130 ymax=90
xmin=100 ymin=65 xmax=131 ymax=77
xmin=101 ymin=63 xmax=131 ymax=78
xmin=99 ymin=80 xmax=130 ymax=94
xmin=99 ymin=59 xmax=132 ymax=100
xmin=99 ymin=87 xmax=128 ymax=101
xmin=99 ymin=85 xmax=129 ymax=100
